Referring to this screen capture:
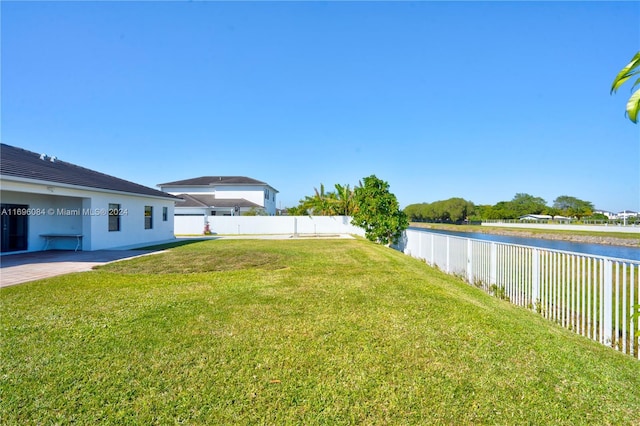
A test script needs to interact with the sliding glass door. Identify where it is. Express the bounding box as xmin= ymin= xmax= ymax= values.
xmin=1 ymin=204 xmax=29 ymax=252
